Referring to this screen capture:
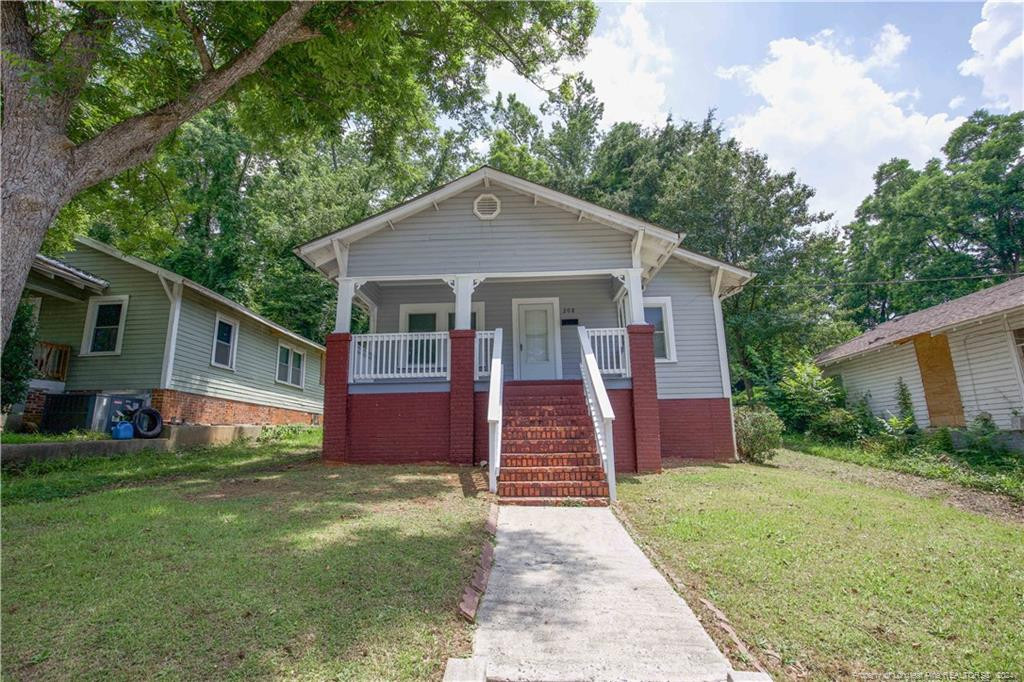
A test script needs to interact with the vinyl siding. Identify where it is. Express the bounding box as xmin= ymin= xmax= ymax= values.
xmin=373 ymin=278 xmax=620 ymax=380
xmin=825 ymin=343 xmax=930 ymax=426
xmin=644 ymin=259 xmax=725 ymax=399
xmin=946 ymin=310 xmax=1024 ymax=429
xmin=170 ymin=290 xmax=324 ymax=413
xmin=35 ymin=247 xmax=169 ymax=391
xmin=347 ymin=186 xmax=633 ymax=277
